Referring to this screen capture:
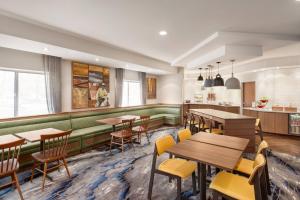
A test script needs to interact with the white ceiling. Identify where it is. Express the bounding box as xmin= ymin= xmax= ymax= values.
xmin=0 ymin=0 xmax=300 ymax=65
